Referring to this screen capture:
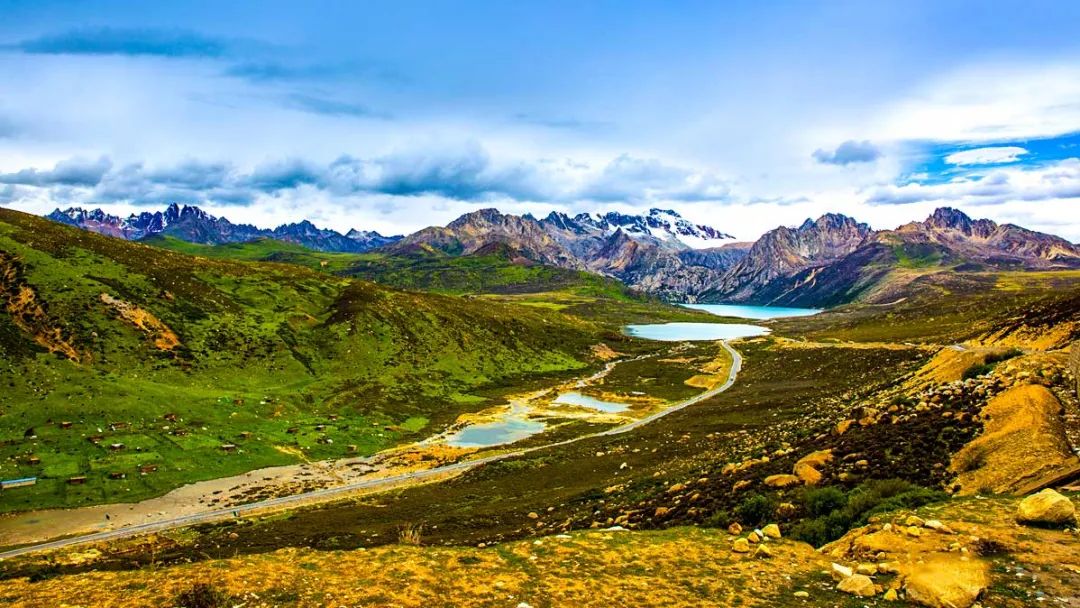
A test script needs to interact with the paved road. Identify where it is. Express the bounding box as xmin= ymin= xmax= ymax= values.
xmin=0 ymin=342 xmax=742 ymax=561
